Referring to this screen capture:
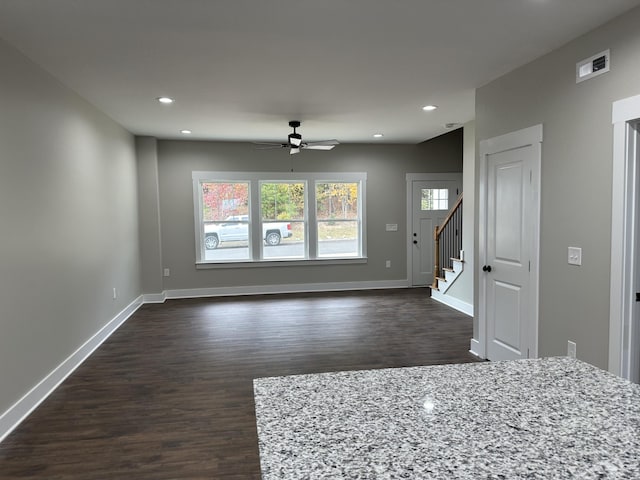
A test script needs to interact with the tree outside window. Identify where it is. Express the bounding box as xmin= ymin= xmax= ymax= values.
xmin=316 ymin=182 xmax=360 ymax=257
